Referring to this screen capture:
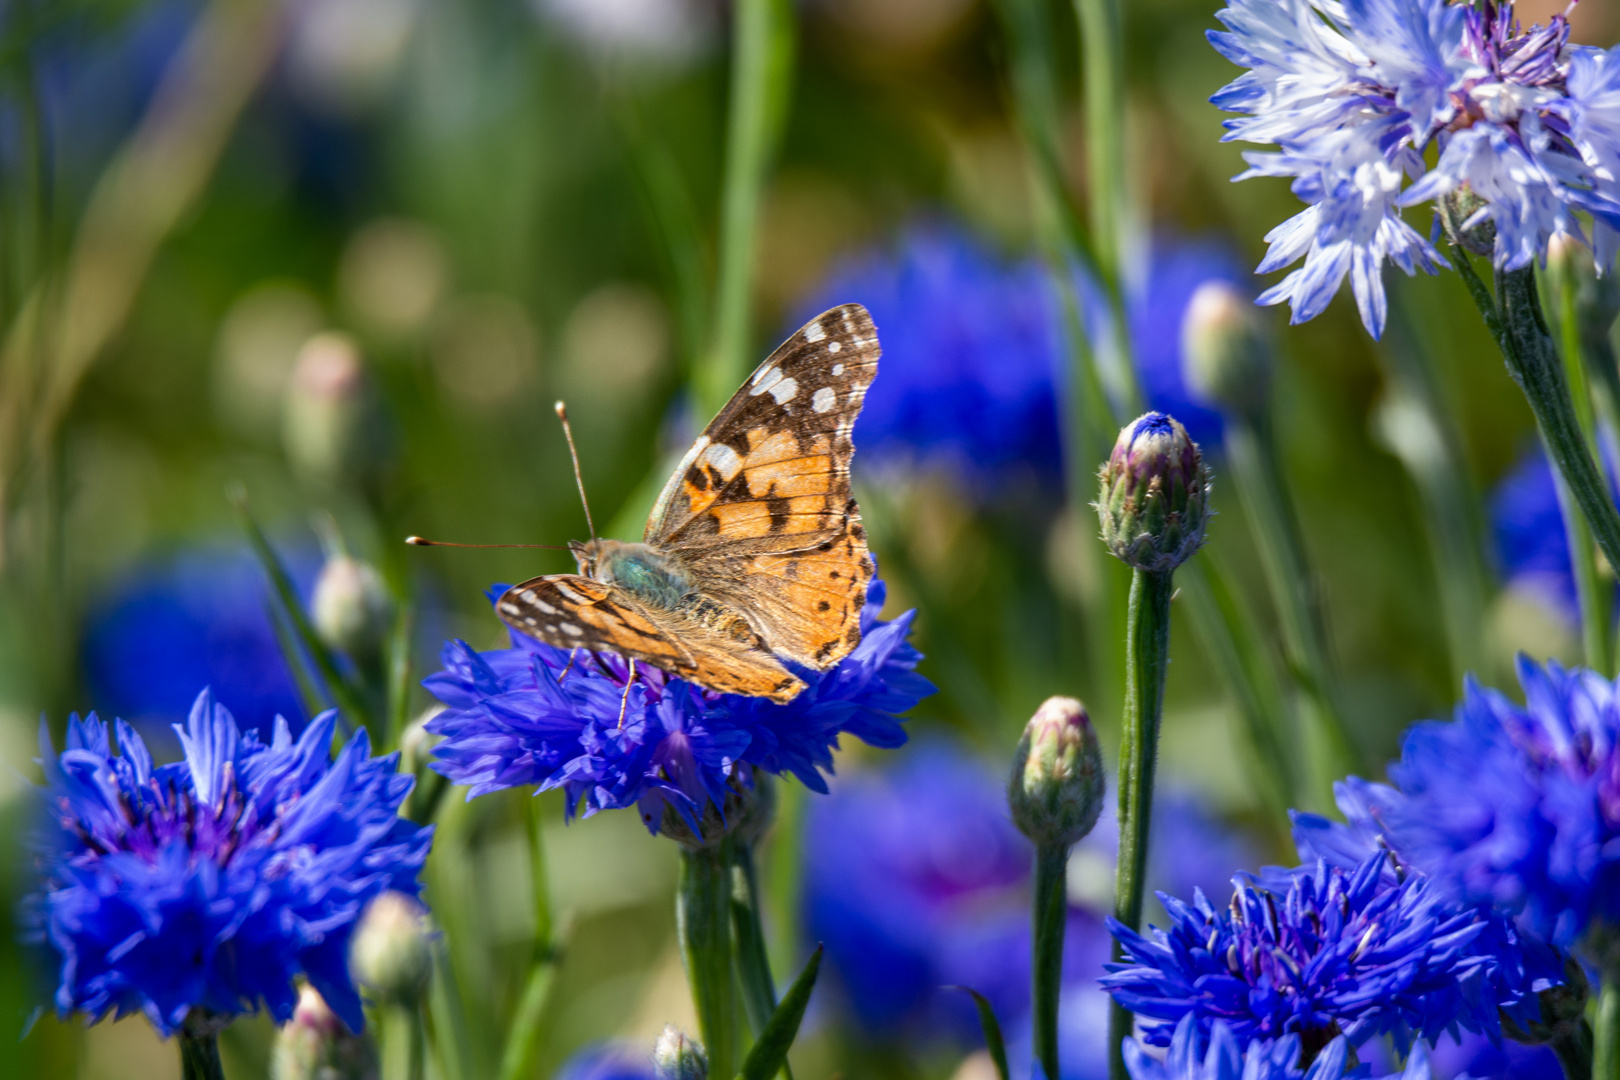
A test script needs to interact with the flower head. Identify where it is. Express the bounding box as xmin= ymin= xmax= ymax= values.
xmin=1384 ymin=656 xmax=1620 ymax=949
xmin=1124 ymin=1015 xmax=1431 ymax=1080
xmin=1097 ymin=413 xmax=1212 ymax=572
xmin=424 ymin=578 xmax=930 ymax=837
xmin=652 ymin=1025 xmax=708 ymax=1080
xmin=1008 ymin=696 xmax=1106 ymax=849
xmin=1210 ymin=0 xmax=1620 ymax=338
xmin=1103 ymin=852 xmax=1541 ymax=1054
xmin=22 ymin=690 xmax=432 ymax=1035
